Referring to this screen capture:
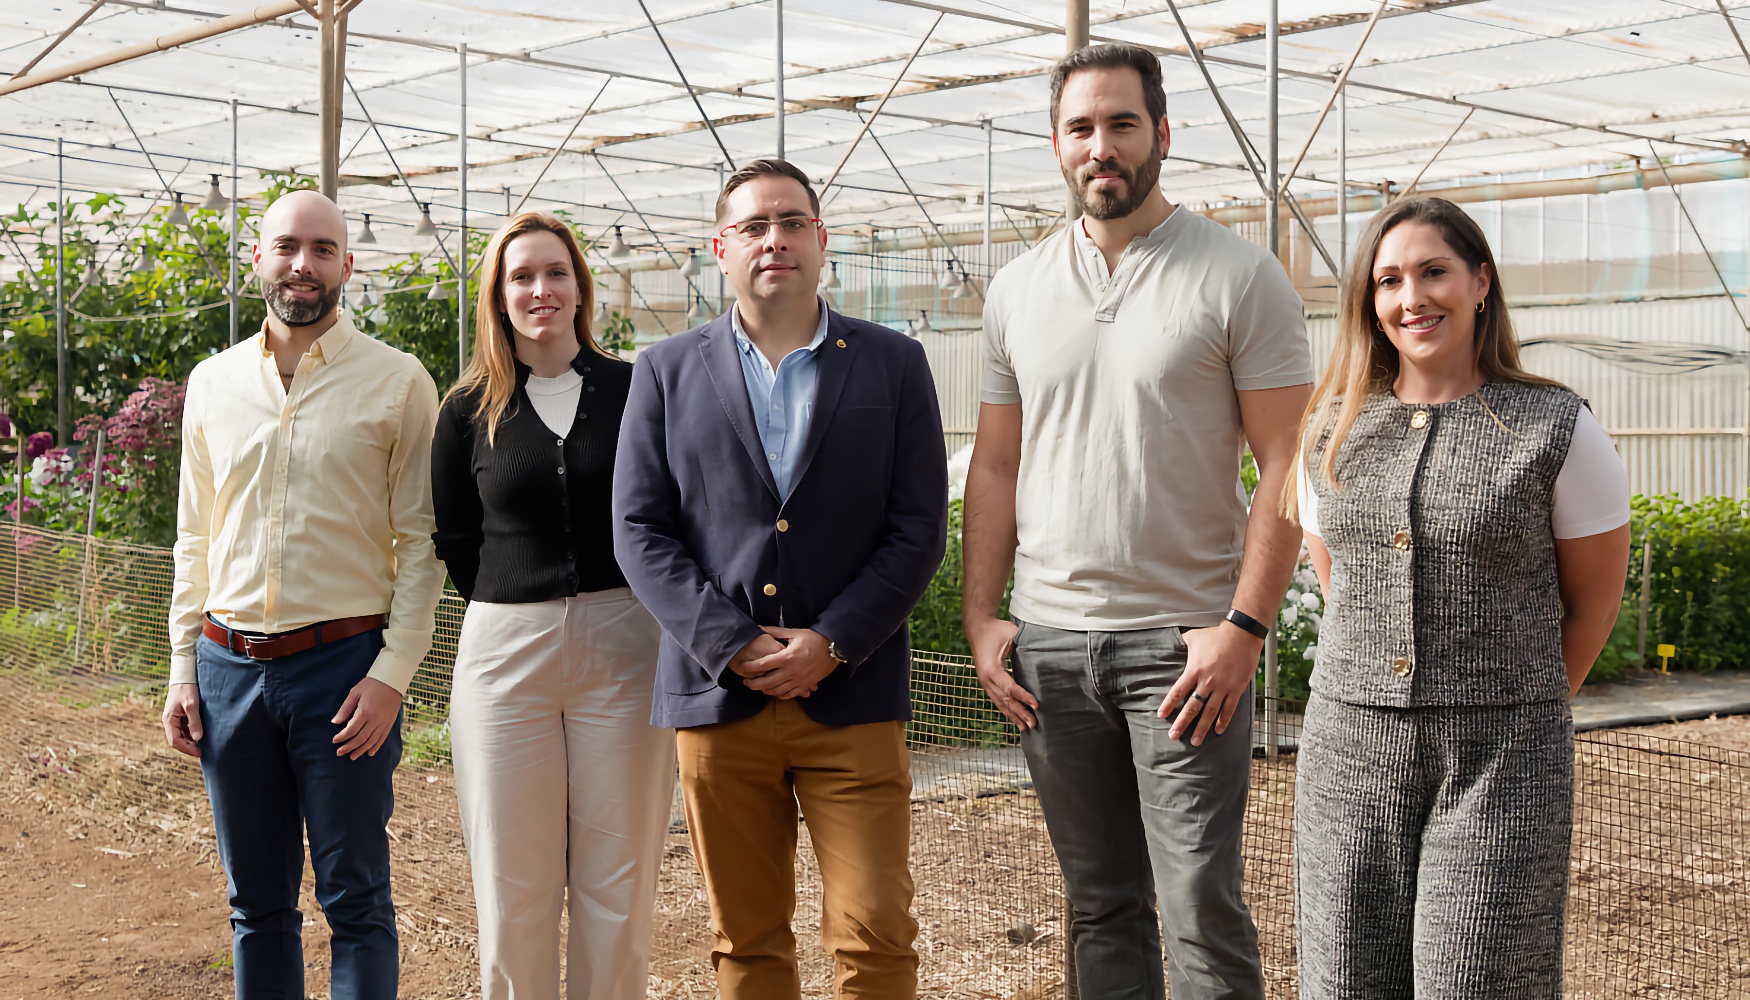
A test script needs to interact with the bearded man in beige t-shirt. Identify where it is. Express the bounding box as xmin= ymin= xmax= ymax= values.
xmin=961 ymin=43 xmax=1313 ymax=1000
